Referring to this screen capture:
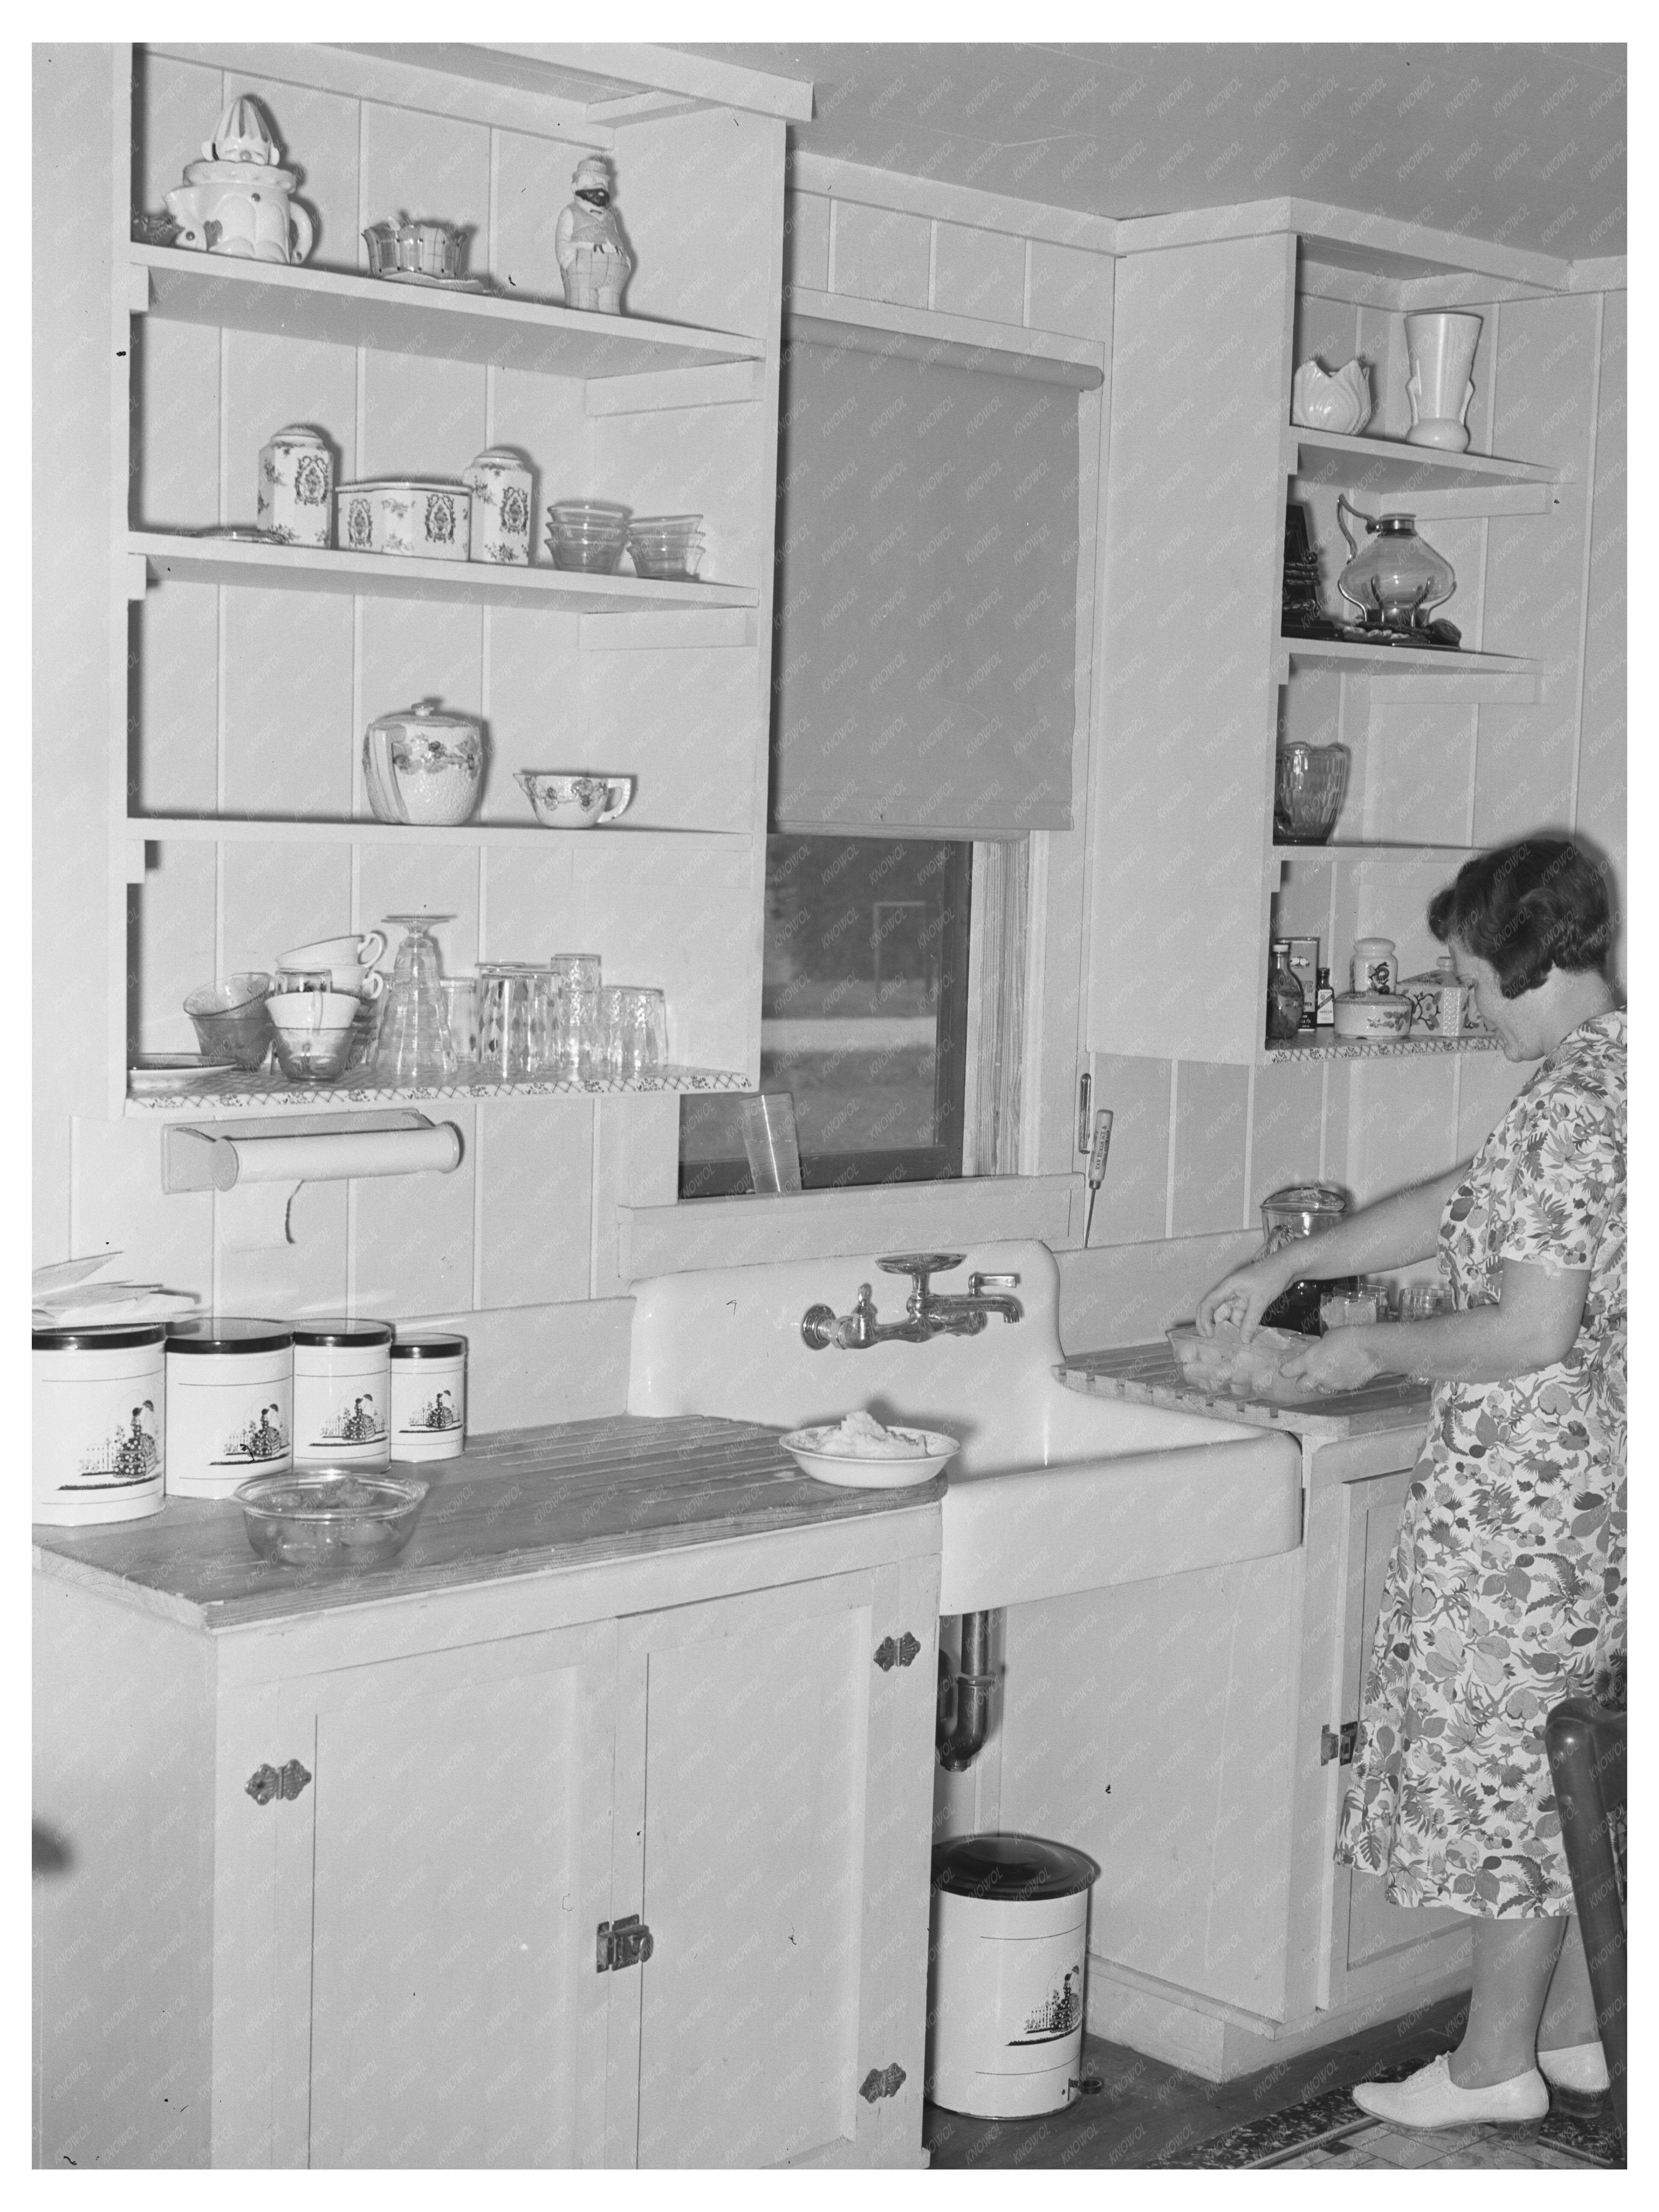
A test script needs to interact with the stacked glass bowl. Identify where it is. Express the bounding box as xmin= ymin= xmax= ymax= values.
xmin=626 ymin=513 xmax=705 ymax=580
xmin=544 ymin=499 xmax=631 ymax=573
